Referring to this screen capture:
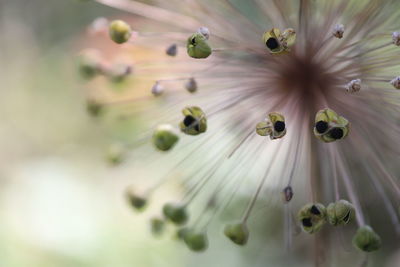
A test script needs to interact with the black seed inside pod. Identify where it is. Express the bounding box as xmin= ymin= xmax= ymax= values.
xmin=310 ymin=205 xmax=321 ymax=215
xmin=302 ymin=218 xmax=313 ymax=227
xmin=315 ymin=121 xmax=328 ymax=133
xmin=184 ymin=115 xmax=199 ymax=131
xmin=329 ymin=128 xmax=344 ymax=140
xmin=266 ymin=38 xmax=279 ymax=50
xmin=274 ymin=121 xmax=285 ymax=132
